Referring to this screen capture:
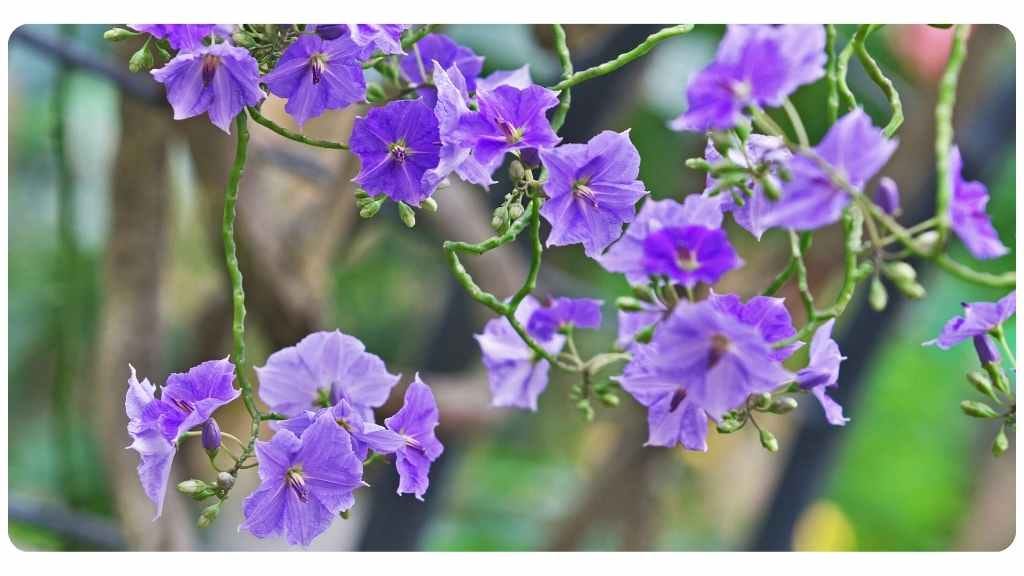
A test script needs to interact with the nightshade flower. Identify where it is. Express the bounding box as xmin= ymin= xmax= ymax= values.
xmin=151 ymin=41 xmax=264 ymax=133
xmin=707 ymin=290 xmax=802 ymax=361
xmin=527 ymin=297 xmax=603 ymax=341
xmin=241 ymin=412 xmax=363 ymax=547
xmin=704 ymin=135 xmax=791 ymax=240
xmin=431 ymin=63 xmax=496 ymax=187
xmin=256 ymin=330 xmax=399 ymax=421
xmin=453 ymin=84 xmax=561 ymax=179
xmin=277 ymin=399 xmax=404 ymax=461
xmin=616 ymin=300 xmax=668 ymax=350
xmin=342 ymin=24 xmax=410 ymax=56
xmin=262 ymin=34 xmax=366 ymax=128
xmin=383 ymin=375 xmax=445 ymax=500
xmin=671 ymin=25 xmax=826 ymax=132
xmin=642 ymin=226 xmax=742 ymax=289
xmin=925 ymin=291 xmax=1016 ymax=357
xmin=759 ymin=109 xmax=897 ymax=230
xmin=399 ymin=33 xmax=484 ymax=102
xmin=795 ymin=319 xmax=848 ymax=425
xmin=475 ymin=296 xmax=566 ymax=411
xmin=125 ymin=358 xmax=239 ymax=518
xmin=538 ymin=130 xmax=647 ymax=258
xmin=349 ymin=99 xmax=443 ymax=206
xmin=476 ymin=65 xmax=533 ymax=92
xmin=948 ymin=146 xmax=1009 ymax=259
xmin=131 ymin=24 xmax=232 ymax=51
xmin=617 ymin=300 xmax=794 ymax=451
xmin=597 ymin=194 xmax=724 ymax=283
